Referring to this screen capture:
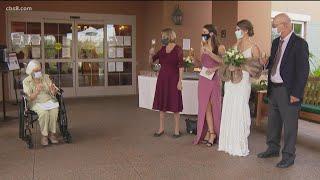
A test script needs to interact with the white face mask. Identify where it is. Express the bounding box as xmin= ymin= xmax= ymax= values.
xmin=272 ymin=27 xmax=281 ymax=38
xmin=33 ymin=71 xmax=42 ymax=79
xmin=235 ymin=30 xmax=244 ymax=40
